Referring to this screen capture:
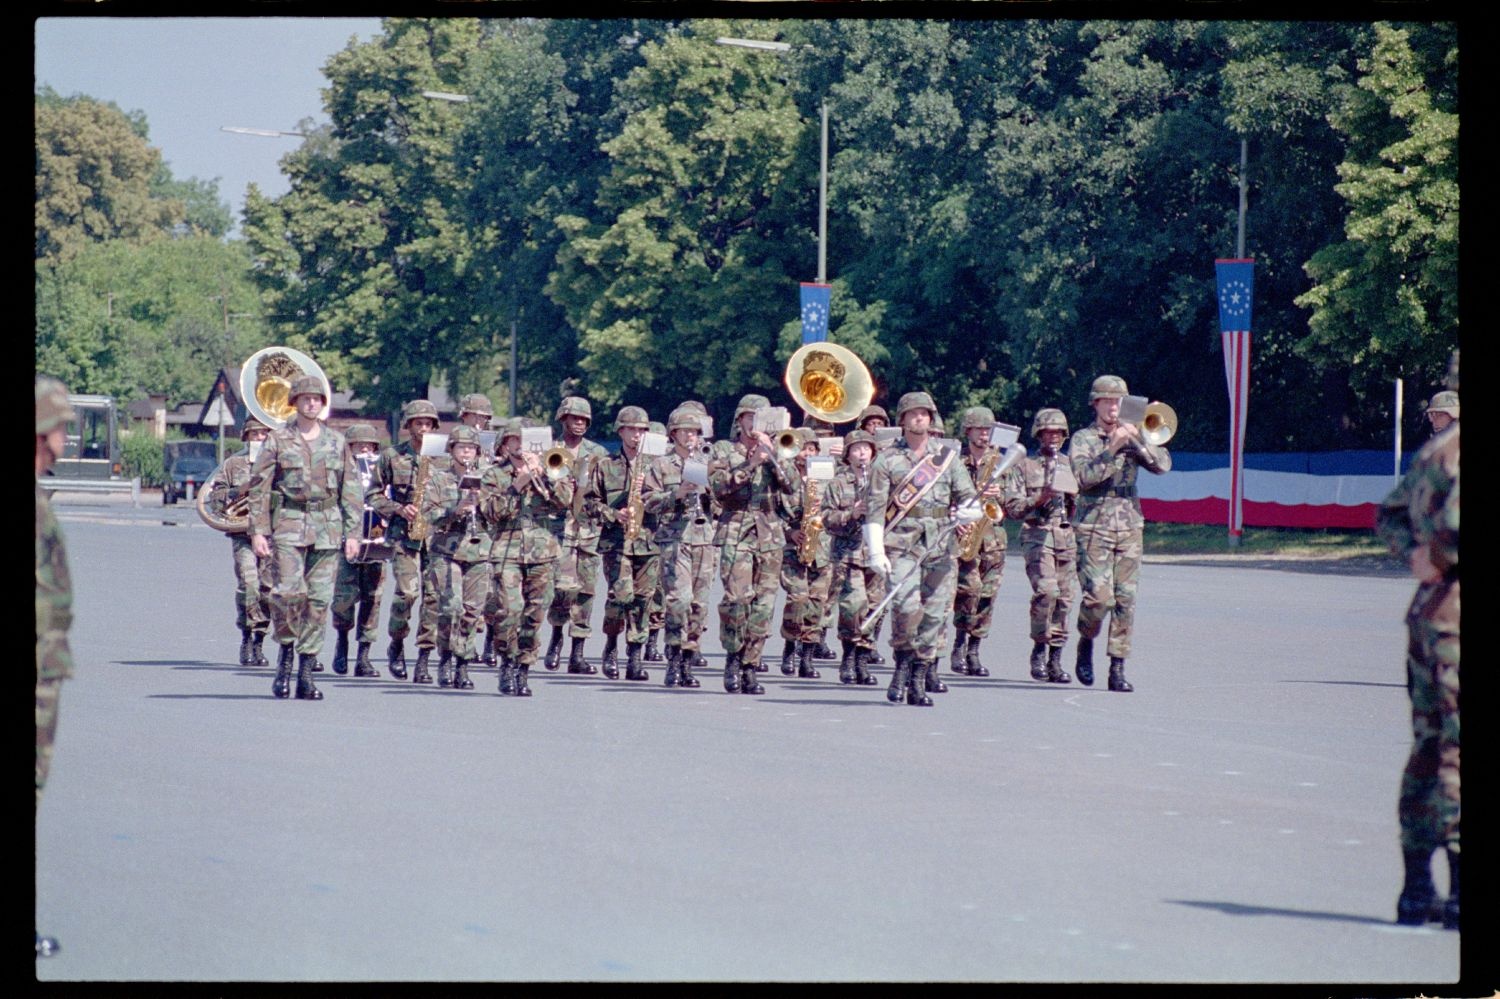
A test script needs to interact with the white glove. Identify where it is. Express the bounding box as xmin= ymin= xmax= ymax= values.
xmin=954 ymin=498 xmax=984 ymax=524
xmin=863 ymin=522 xmax=892 ymax=577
